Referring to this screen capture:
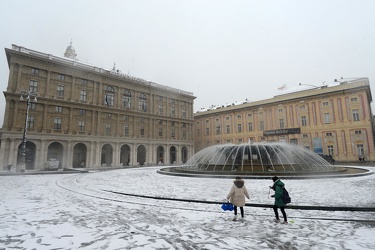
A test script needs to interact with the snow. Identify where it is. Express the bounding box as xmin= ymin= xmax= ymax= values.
xmin=0 ymin=166 xmax=374 ymax=249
